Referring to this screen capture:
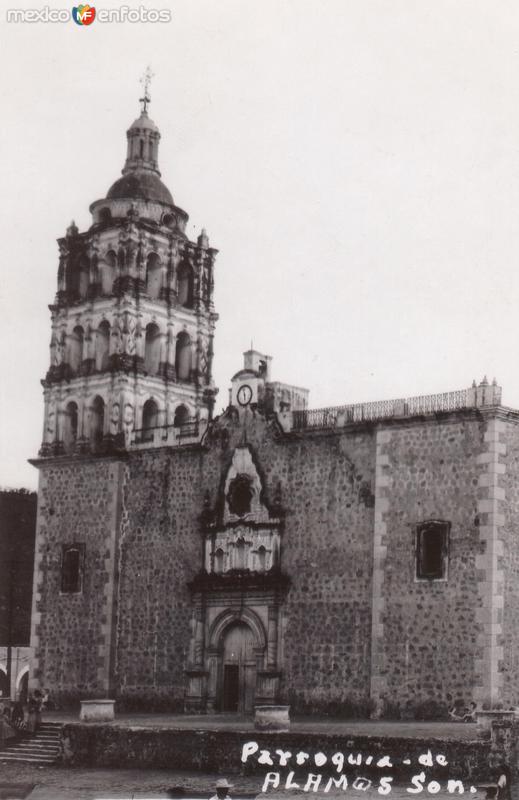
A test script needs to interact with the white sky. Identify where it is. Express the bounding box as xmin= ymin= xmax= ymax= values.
xmin=1 ymin=0 xmax=519 ymax=489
